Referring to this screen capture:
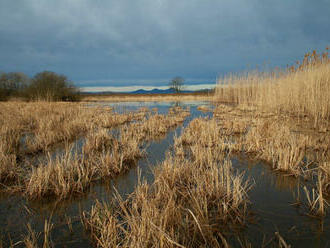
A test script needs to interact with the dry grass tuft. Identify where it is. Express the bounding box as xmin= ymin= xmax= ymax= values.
xmin=0 ymin=127 xmax=22 ymax=185
xmin=83 ymin=152 xmax=249 ymax=247
xmin=275 ymin=232 xmax=291 ymax=248
xmin=176 ymin=117 xmax=240 ymax=156
xmin=178 ymin=118 xmax=221 ymax=147
xmin=243 ymin=120 xmax=307 ymax=176
xmin=84 ymin=128 xmax=142 ymax=177
xmin=303 ymin=172 xmax=329 ymax=217
xmin=213 ymin=102 xmax=330 ymax=180
xmin=320 ymin=161 xmax=330 ymax=193
xmin=24 ymin=125 xmax=143 ymax=199
xmin=197 ymin=105 xmax=210 ymax=112
xmin=0 ymin=102 xmax=140 ymax=156
xmin=24 ymin=149 xmax=95 ymax=199
xmin=82 ymin=115 xmax=251 ymax=247
xmin=122 ymin=109 xmax=190 ymax=142
xmin=94 ymin=111 xmax=137 ymax=128
xmin=0 ymin=101 xmax=152 ymax=196
xmin=23 ymin=219 xmax=53 ymax=248
xmin=21 ymin=107 xmax=190 ymax=200
xmin=23 ymin=223 xmax=39 ymax=248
